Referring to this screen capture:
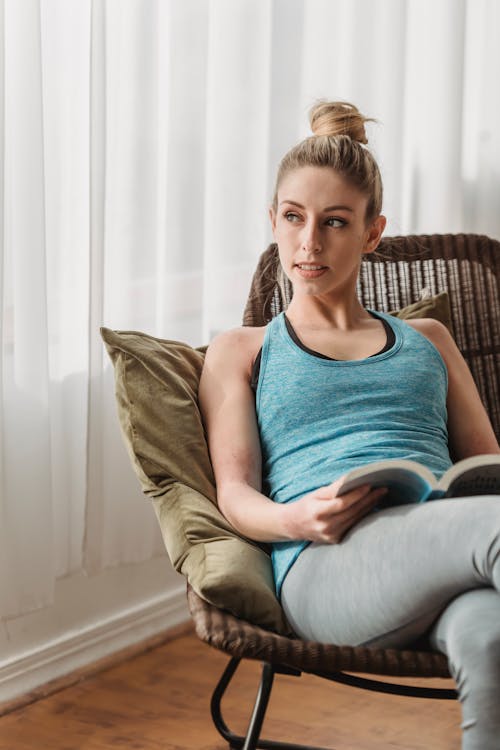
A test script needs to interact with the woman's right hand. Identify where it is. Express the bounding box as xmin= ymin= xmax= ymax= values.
xmin=284 ymin=480 xmax=388 ymax=544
